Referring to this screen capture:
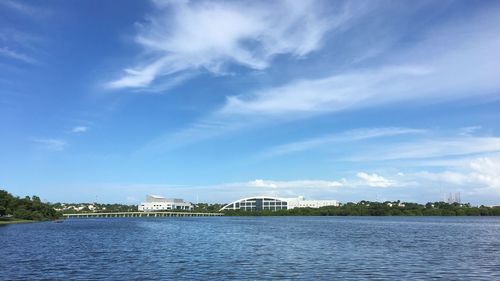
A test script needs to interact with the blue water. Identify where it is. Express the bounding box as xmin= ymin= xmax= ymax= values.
xmin=1 ymin=217 xmax=499 ymax=280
